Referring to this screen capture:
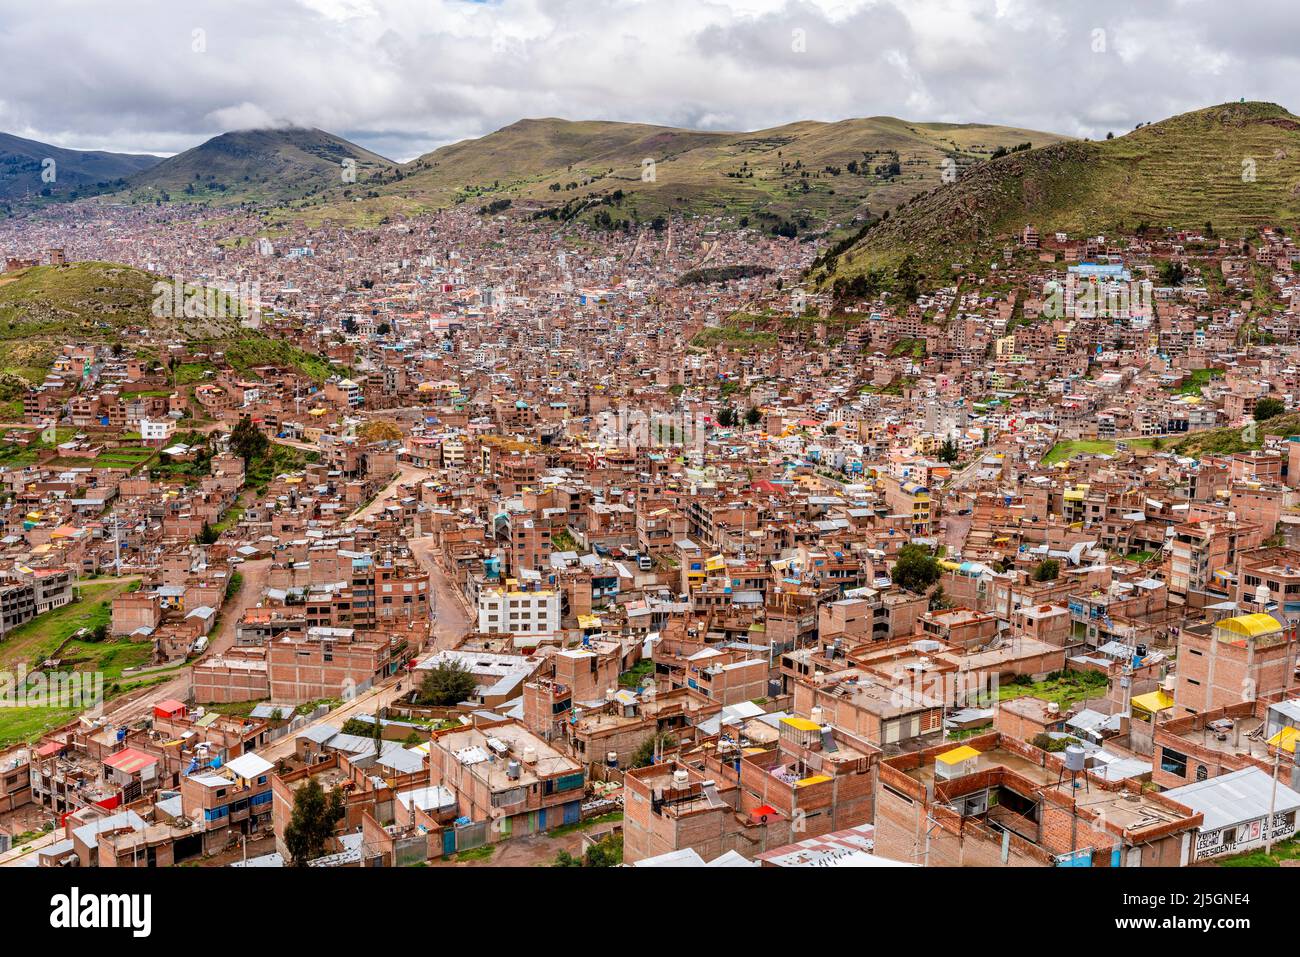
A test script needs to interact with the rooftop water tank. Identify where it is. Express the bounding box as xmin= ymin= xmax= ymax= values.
xmin=1064 ymin=744 xmax=1087 ymax=773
